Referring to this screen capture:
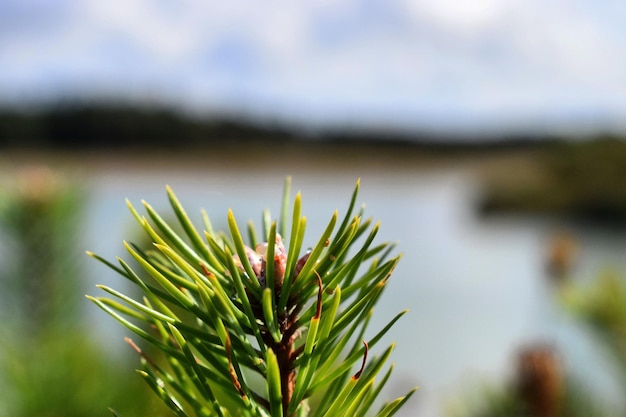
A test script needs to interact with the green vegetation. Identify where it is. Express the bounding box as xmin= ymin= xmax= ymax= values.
xmin=564 ymin=271 xmax=626 ymax=375
xmin=0 ymin=167 xmax=168 ymax=416
xmin=88 ymin=178 xmax=416 ymax=416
